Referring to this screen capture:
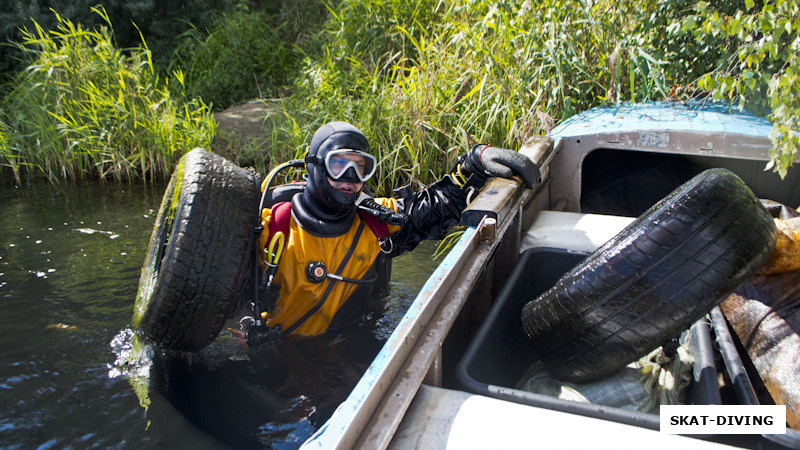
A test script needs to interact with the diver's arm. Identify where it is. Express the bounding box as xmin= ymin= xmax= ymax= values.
xmin=387 ymin=145 xmax=540 ymax=257
xmin=387 ymin=174 xmax=481 ymax=257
